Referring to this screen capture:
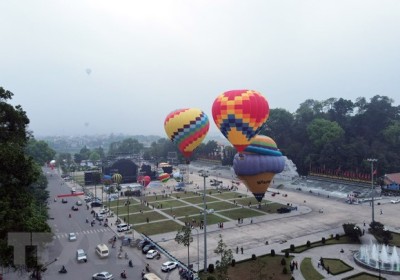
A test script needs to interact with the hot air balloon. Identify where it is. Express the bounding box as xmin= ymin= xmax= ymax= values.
xmin=158 ymin=173 xmax=170 ymax=183
xmin=212 ymin=90 xmax=269 ymax=153
xmin=138 ymin=175 xmax=151 ymax=187
xmin=164 ymin=108 xmax=210 ymax=162
xmin=233 ymin=135 xmax=284 ymax=202
xmin=112 ymin=173 xmax=122 ymax=184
